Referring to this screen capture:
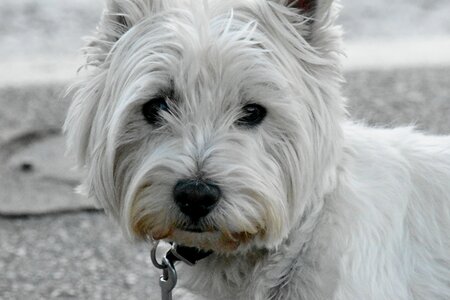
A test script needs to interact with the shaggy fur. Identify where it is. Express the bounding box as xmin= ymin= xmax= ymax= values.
xmin=64 ymin=0 xmax=450 ymax=299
